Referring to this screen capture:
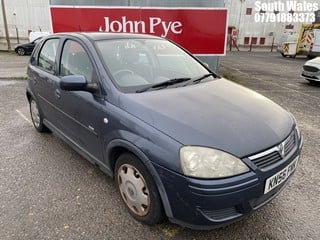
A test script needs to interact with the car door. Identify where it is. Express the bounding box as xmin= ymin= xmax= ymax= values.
xmin=56 ymin=39 xmax=106 ymax=162
xmin=29 ymin=37 xmax=64 ymax=129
